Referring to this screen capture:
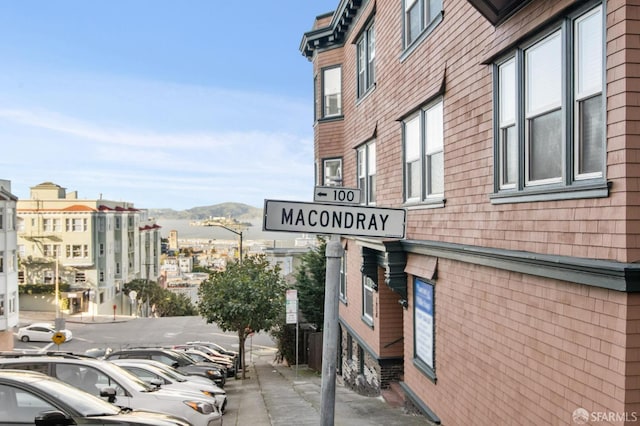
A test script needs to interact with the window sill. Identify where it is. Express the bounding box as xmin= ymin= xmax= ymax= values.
xmin=490 ymin=181 xmax=610 ymax=204
xmin=317 ymin=115 xmax=344 ymax=124
xmin=356 ymin=84 xmax=376 ymax=105
xmin=413 ymin=357 xmax=436 ymax=384
xmin=361 ymin=315 xmax=374 ymax=329
xmin=403 ymin=198 xmax=446 ymax=210
xmin=339 ymin=296 xmax=348 ymax=305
